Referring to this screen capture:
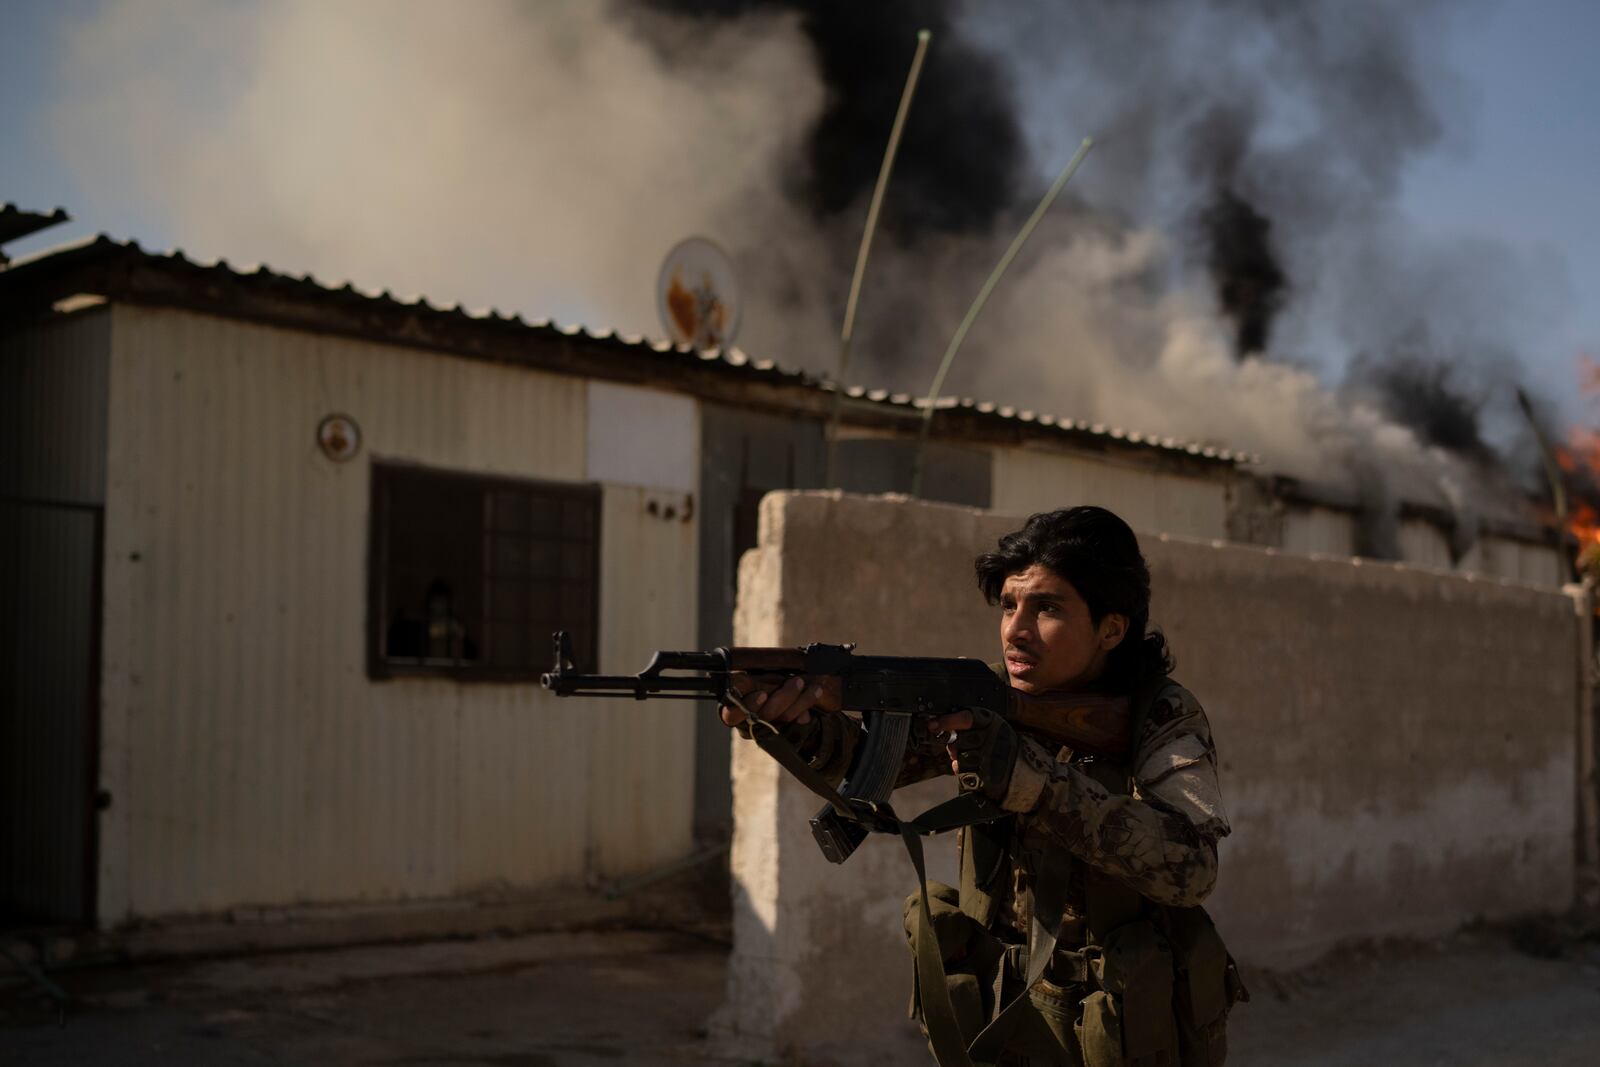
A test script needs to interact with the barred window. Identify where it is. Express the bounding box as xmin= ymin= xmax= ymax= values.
xmin=369 ymin=463 xmax=599 ymax=680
